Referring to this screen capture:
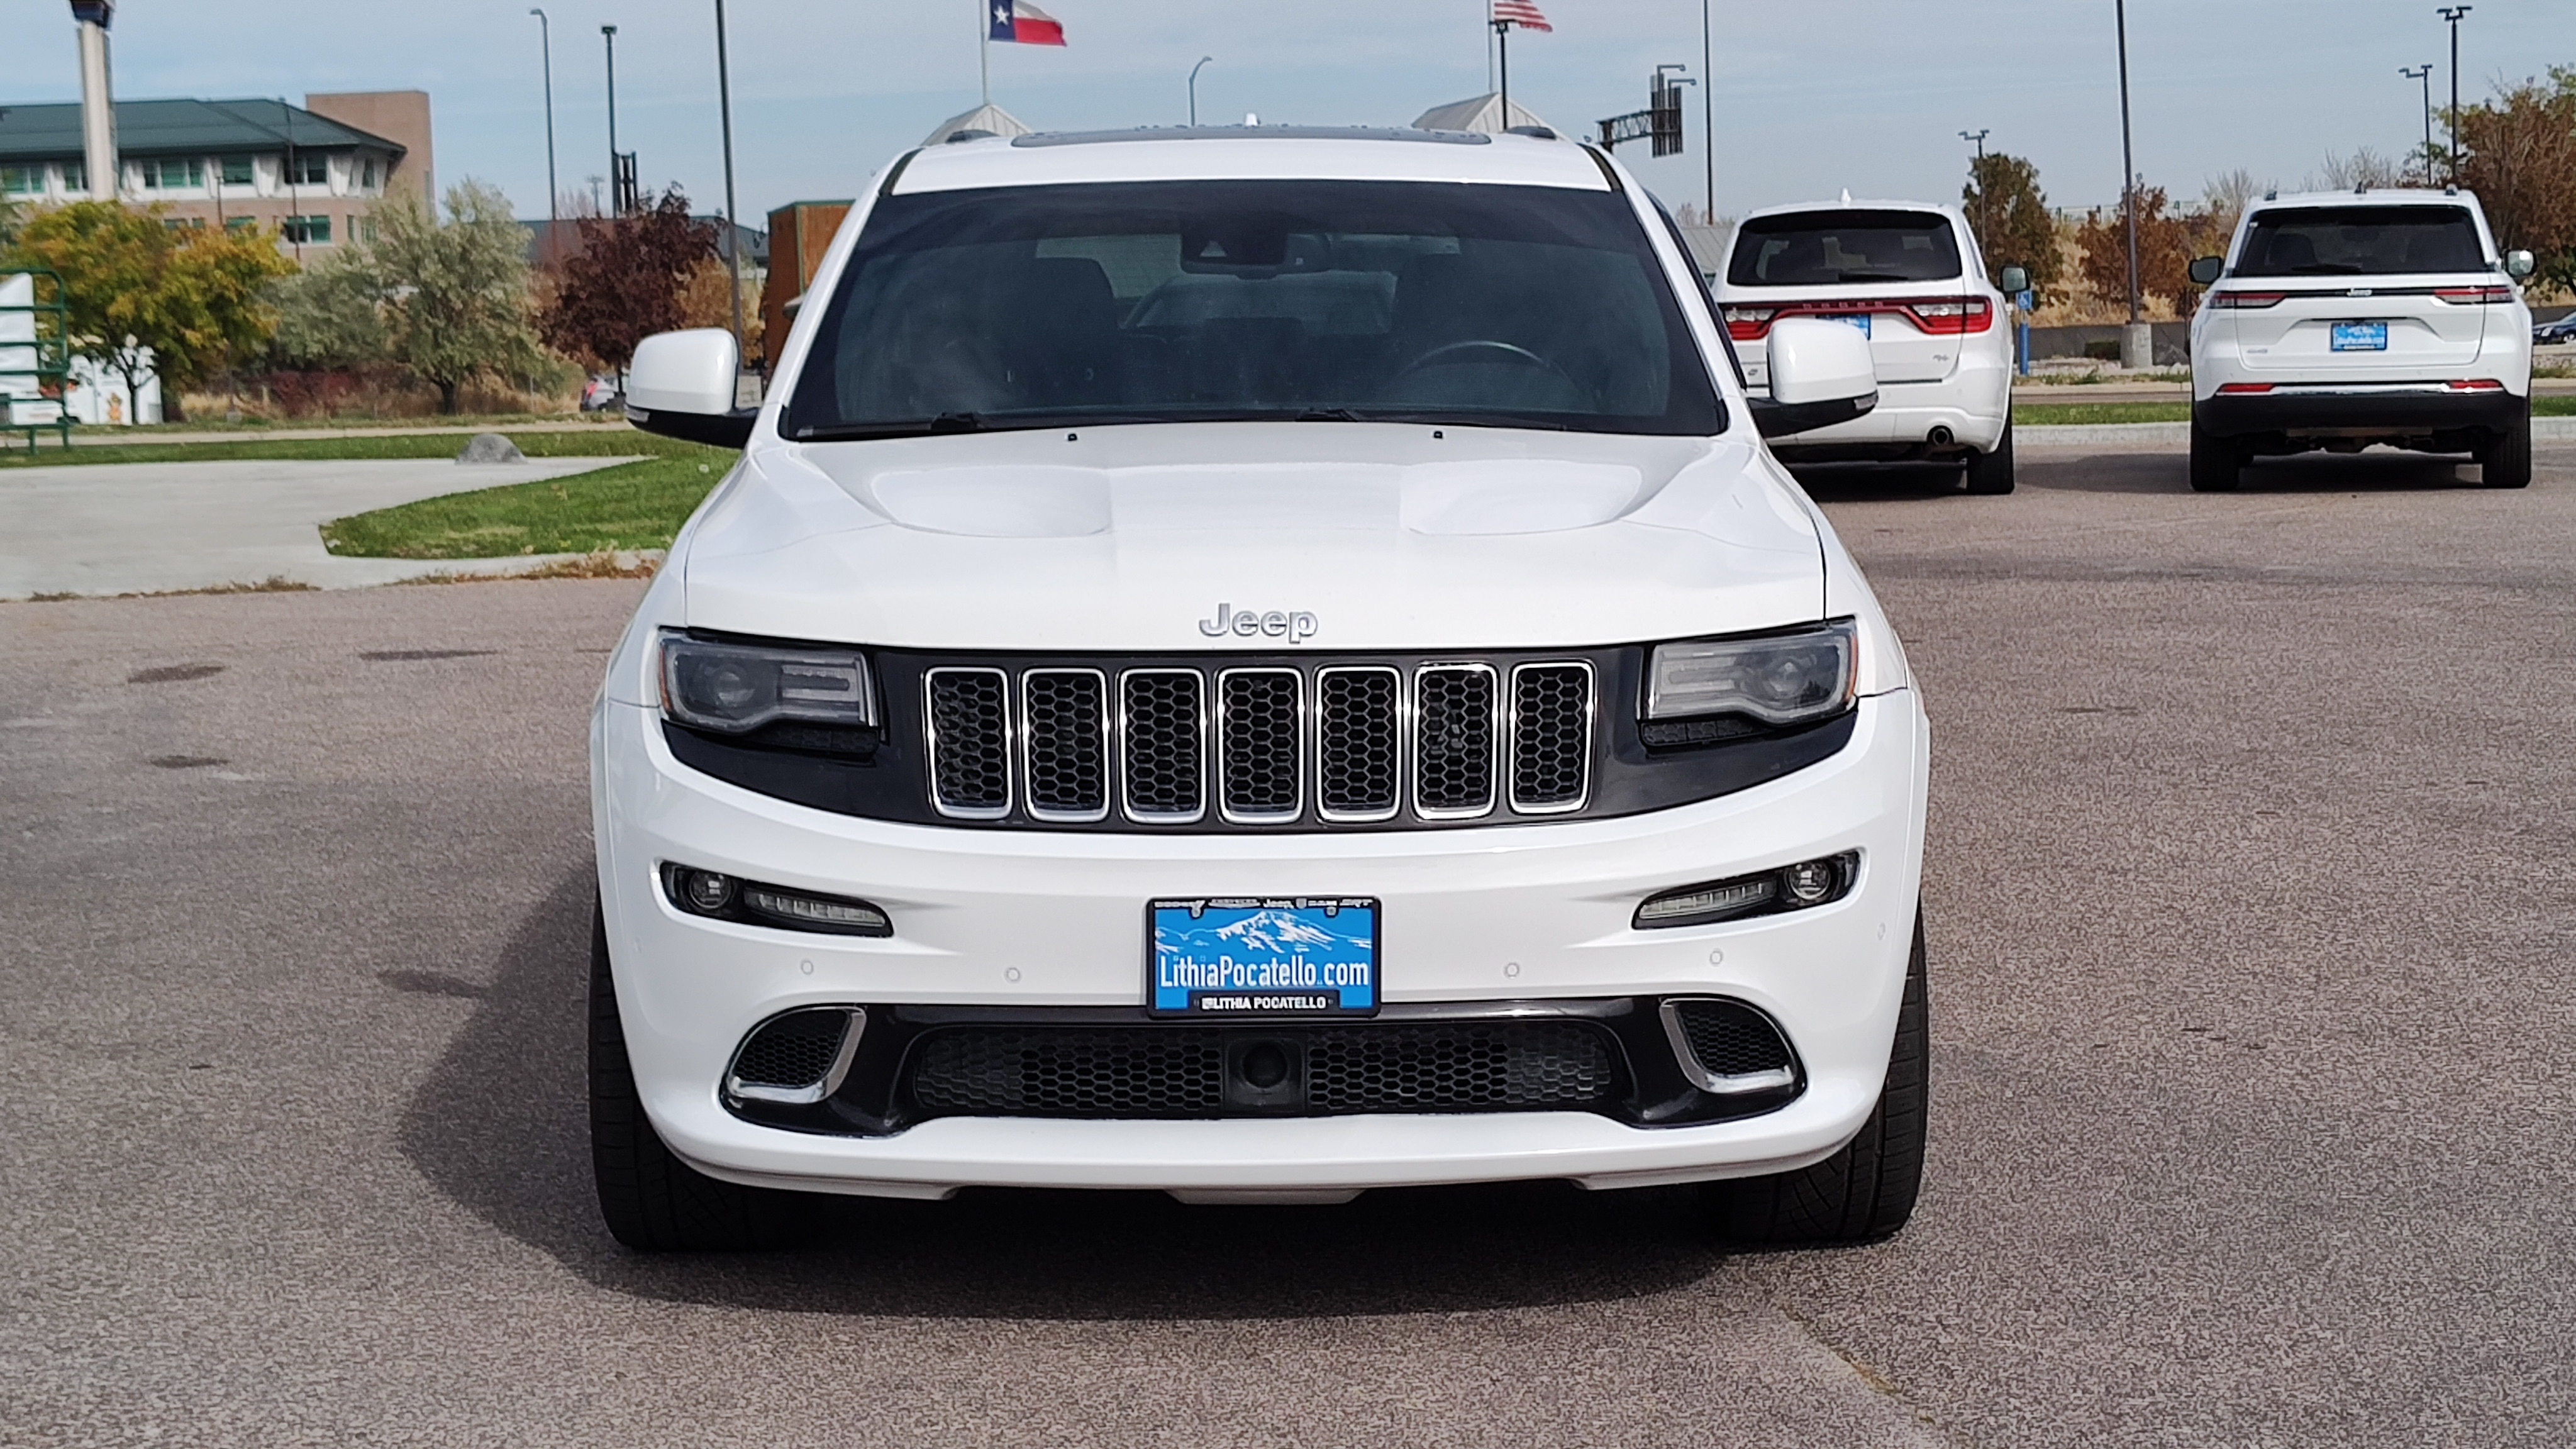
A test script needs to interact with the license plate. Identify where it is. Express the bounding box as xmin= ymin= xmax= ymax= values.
xmin=2331 ymin=321 xmax=2388 ymax=352
xmin=1149 ymin=897 xmax=1378 ymax=1017
xmin=1831 ymin=313 xmax=1872 ymax=338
